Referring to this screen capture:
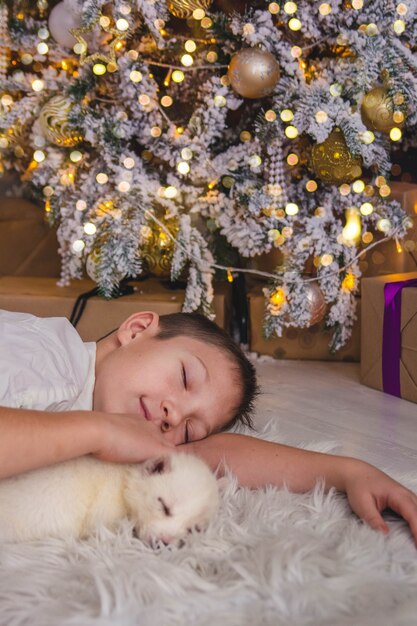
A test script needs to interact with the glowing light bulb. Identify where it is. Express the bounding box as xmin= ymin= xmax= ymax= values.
xmin=289 ymin=18 xmax=302 ymax=30
xmin=280 ymin=109 xmax=294 ymax=122
xmin=33 ymin=150 xmax=45 ymax=162
xmin=214 ymin=94 xmax=227 ymax=107
xmin=393 ymin=19 xmax=405 ymax=33
xmin=177 ymin=162 xmax=190 ymax=174
xmin=181 ymin=54 xmax=193 ymax=67
xmin=123 ymin=157 xmax=135 ymax=169
xmin=342 ymin=208 xmax=361 ymax=245
xmin=31 ymin=79 xmax=44 ymax=92
xmin=270 ymin=288 xmax=286 ymax=307
xmin=116 ymin=18 xmax=129 ymax=31
xmin=164 ymin=186 xmax=177 ymax=198
xmin=93 ymin=63 xmax=106 ymax=75
xmin=285 ymin=125 xmax=298 ymax=138
xmin=377 ymin=218 xmax=391 ymax=232
xmin=352 ymin=179 xmax=365 ymax=193
xmin=360 ymin=202 xmax=373 ymax=216
xmin=96 ymin=173 xmax=108 ymax=184
xmin=185 ymin=40 xmax=197 ymax=52
xmin=72 ymin=239 xmax=85 ymax=253
xmin=172 ymin=70 xmax=184 ymax=82
xmin=83 ymin=222 xmax=97 ymax=235
xmin=284 ymin=2 xmax=297 ymax=14
xmin=390 ymin=127 xmax=402 ymax=141
xmin=70 ymin=150 xmax=82 ymax=162
xmin=319 ymin=3 xmax=331 ymax=15
xmin=315 ymin=110 xmax=328 ymax=123
xmin=37 ymin=42 xmax=49 ymax=55
xmin=342 ymin=273 xmax=356 ymax=291
xmin=285 ymin=202 xmax=299 ymax=215
xmin=129 ymin=70 xmax=142 ymax=82
xmin=181 ymin=148 xmax=193 ymax=160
